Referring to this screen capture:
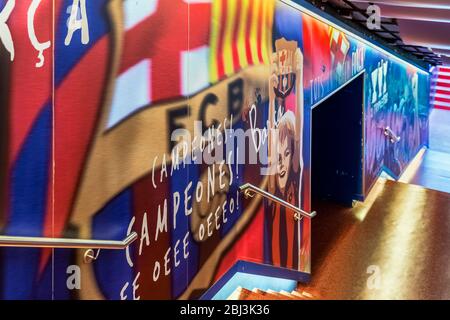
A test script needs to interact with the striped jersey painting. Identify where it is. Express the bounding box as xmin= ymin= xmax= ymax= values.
xmin=431 ymin=66 xmax=450 ymax=111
